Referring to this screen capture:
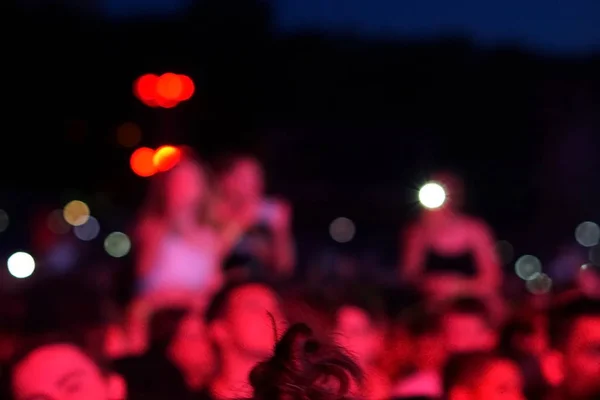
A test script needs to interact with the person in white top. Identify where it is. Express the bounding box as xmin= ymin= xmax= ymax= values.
xmin=135 ymin=149 xmax=223 ymax=302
